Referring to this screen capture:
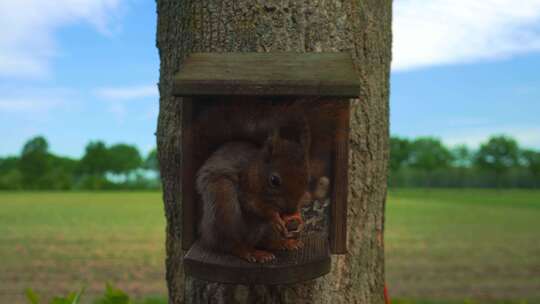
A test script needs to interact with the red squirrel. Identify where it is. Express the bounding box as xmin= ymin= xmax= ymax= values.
xmin=195 ymin=104 xmax=311 ymax=263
